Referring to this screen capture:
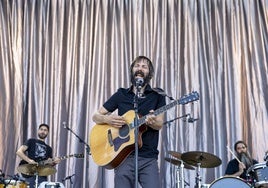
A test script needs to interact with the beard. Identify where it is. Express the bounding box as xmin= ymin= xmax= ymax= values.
xmin=238 ymin=152 xmax=253 ymax=169
xmin=130 ymin=70 xmax=151 ymax=87
xmin=38 ymin=133 xmax=48 ymax=139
